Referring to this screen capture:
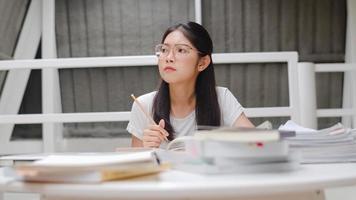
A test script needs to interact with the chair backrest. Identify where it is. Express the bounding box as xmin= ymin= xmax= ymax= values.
xmin=297 ymin=62 xmax=356 ymax=129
